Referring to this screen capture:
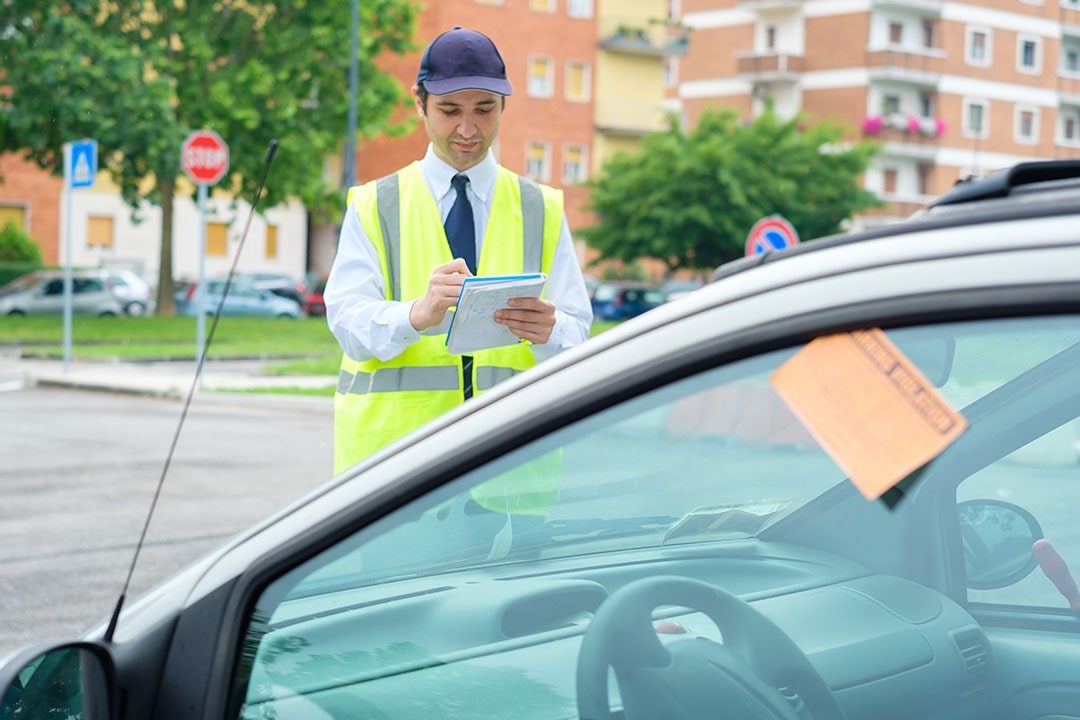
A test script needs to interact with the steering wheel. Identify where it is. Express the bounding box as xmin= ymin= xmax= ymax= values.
xmin=576 ymin=576 xmax=846 ymax=720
